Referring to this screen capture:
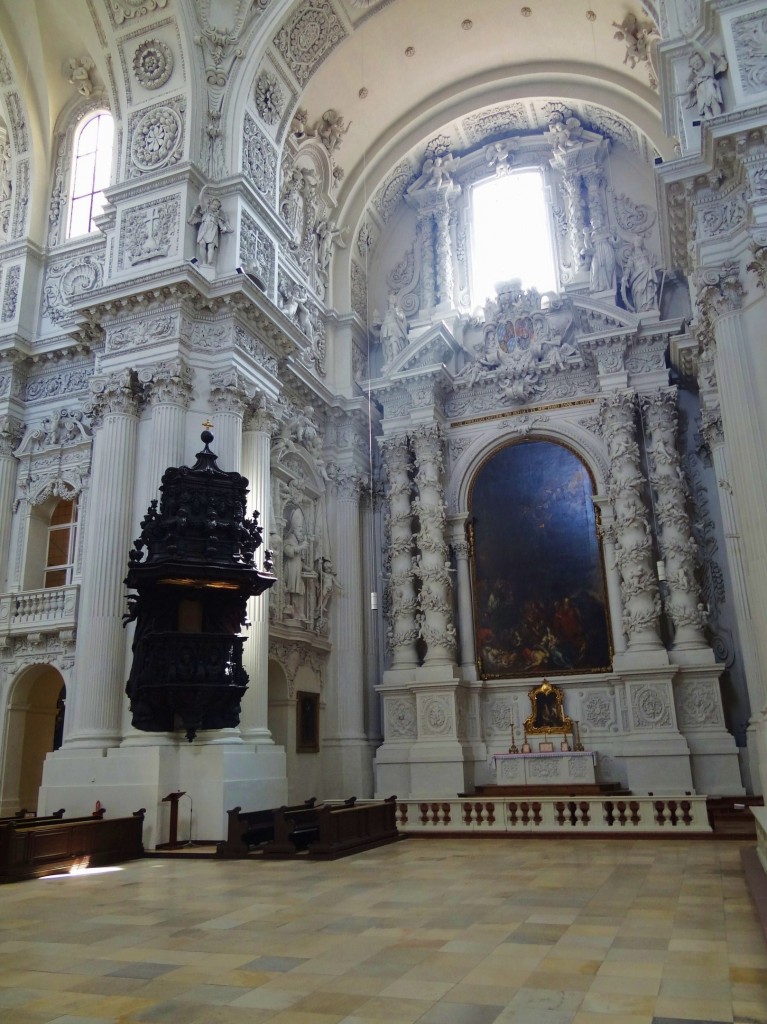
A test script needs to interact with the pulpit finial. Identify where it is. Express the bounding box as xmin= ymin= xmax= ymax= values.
xmin=202 ymin=418 xmax=213 ymax=431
